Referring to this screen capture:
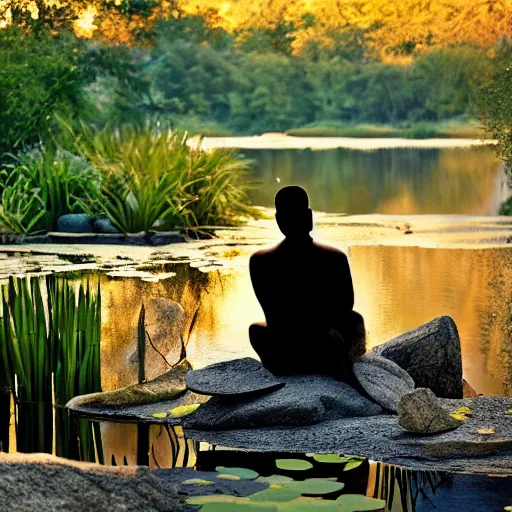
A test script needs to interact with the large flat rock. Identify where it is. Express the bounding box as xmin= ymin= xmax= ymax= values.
xmin=68 ymin=390 xmax=209 ymax=424
xmin=186 ymin=357 xmax=285 ymax=397
xmin=185 ymin=396 xmax=512 ymax=475
xmin=183 ymin=374 xmax=383 ymax=430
